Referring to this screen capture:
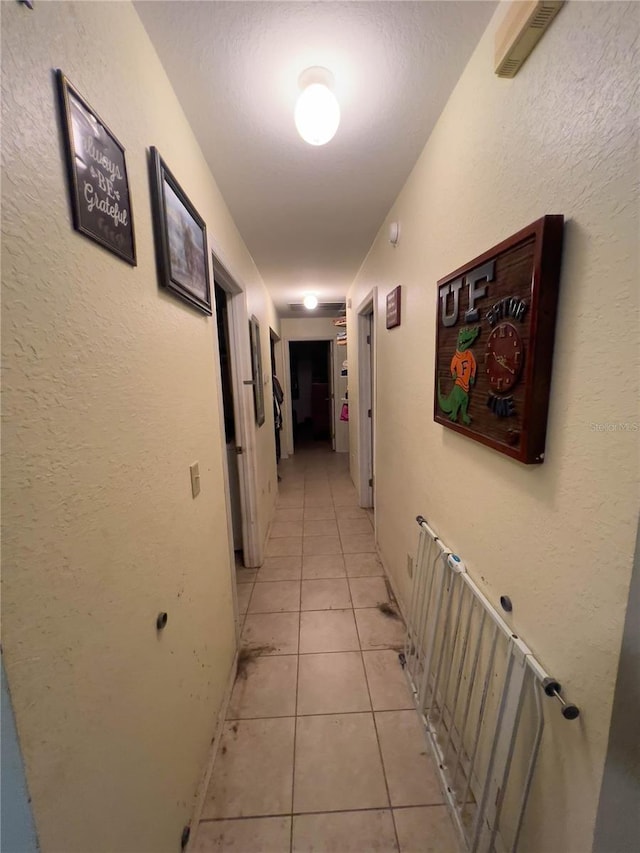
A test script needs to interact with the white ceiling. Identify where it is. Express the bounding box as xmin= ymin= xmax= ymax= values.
xmin=135 ymin=1 xmax=497 ymax=316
